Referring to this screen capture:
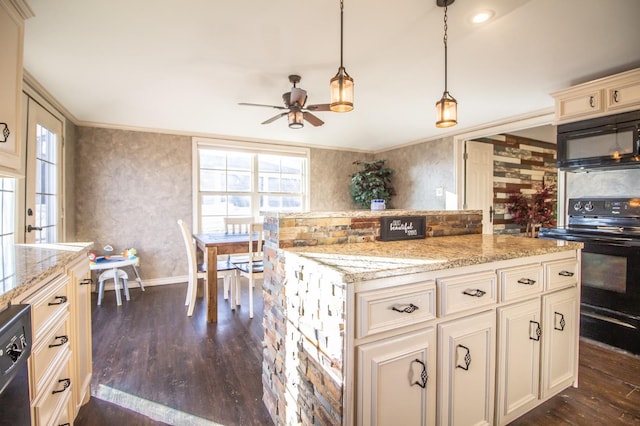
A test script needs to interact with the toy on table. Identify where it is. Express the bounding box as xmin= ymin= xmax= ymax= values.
xmin=122 ymin=248 xmax=137 ymax=259
xmin=87 ymin=251 xmax=97 ymax=262
xmin=104 ymin=244 xmax=114 ymax=258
